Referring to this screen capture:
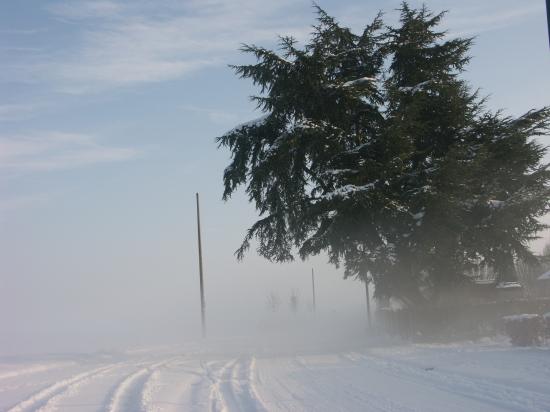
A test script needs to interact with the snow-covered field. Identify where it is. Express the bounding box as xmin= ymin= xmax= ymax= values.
xmin=2 ymin=340 xmax=550 ymax=412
